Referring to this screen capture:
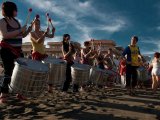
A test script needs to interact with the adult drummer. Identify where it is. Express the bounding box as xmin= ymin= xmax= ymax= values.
xmin=30 ymin=17 xmax=55 ymax=61
xmin=62 ymin=34 xmax=79 ymax=92
xmin=30 ymin=17 xmax=55 ymax=93
xmin=81 ymin=41 xmax=97 ymax=66
xmin=0 ymin=1 xmax=32 ymax=103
